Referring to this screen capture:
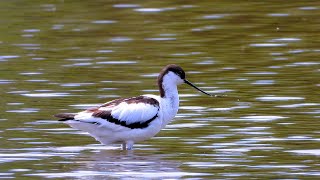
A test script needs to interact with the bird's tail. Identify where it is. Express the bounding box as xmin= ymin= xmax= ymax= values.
xmin=54 ymin=113 xmax=76 ymax=121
